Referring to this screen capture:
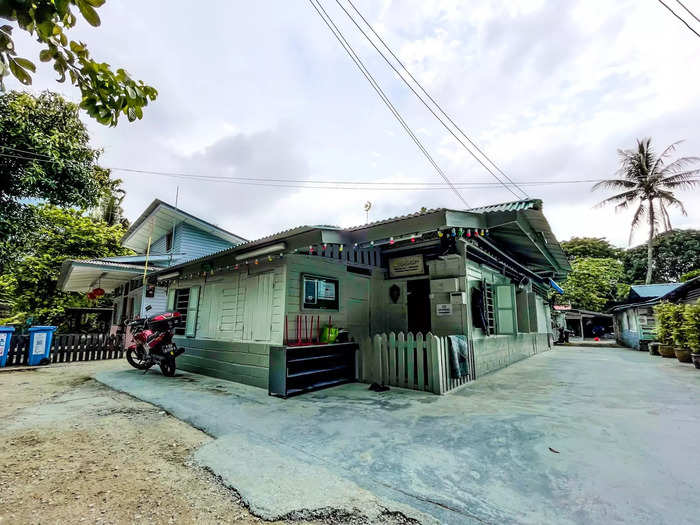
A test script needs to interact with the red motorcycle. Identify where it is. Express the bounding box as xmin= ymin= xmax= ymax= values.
xmin=125 ymin=311 xmax=185 ymax=376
